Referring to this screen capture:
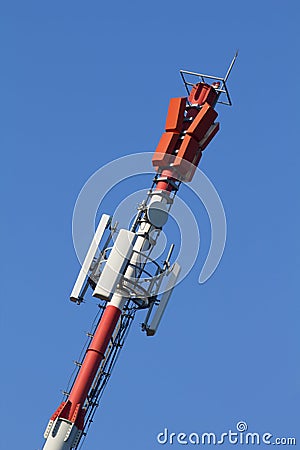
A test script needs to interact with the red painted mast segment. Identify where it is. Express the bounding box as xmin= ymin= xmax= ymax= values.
xmin=48 ymin=303 xmax=122 ymax=432
xmin=42 ymin=55 xmax=237 ymax=450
